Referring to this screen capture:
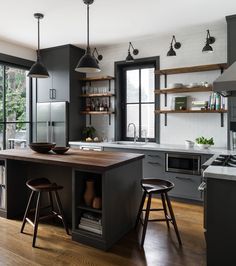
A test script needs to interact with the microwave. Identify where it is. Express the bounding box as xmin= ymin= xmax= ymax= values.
xmin=165 ymin=153 xmax=201 ymax=175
